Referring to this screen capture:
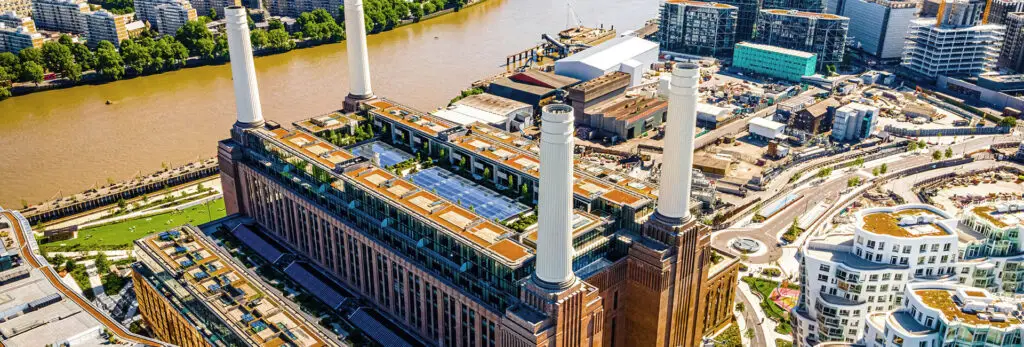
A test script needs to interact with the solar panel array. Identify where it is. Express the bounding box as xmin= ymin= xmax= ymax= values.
xmin=406 ymin=167 xmax=529 ymax=222
xmin=350 ymin=142 xmax=414 ymax=168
